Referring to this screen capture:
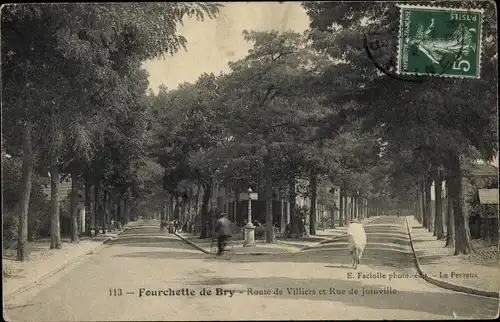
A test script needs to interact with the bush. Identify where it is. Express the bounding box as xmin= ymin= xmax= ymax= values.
xmin=2 ymin=154 xmax=51 ymax=244
xmin=28 ymin=195 xmax=51 ymax=240
xmin=3 ymin=211 xmax=19 ymax=249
